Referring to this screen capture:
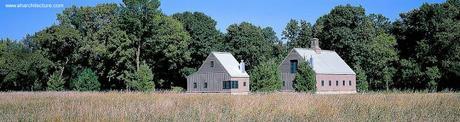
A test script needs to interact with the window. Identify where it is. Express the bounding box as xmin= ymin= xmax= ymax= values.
xmin=290 ymin=60 xmax=298 ymax=73
xmin=223 ymin=81 xmax=231 ymax=89
xmin=243 ymin=82 xmax=246 ymax=86
xmin=343 ymin=80 xmax=345 ymax=86
xmin=223 ymin=81 xmax=238 ymax=89
xmin=210 ymin=61 xmax=214 ymax=67
xmin=329 ymin=80 xmax=331 ymax=86
xmin=193 ymin=82 xmax=197 ymax=88
xmin=204 ymin=82 xmax=208 ymax=88
xmin=283 ymin=81 xmax=285 ymax=86
xmin=336 ymin=81 xmax=338 ymax=86
xmin=321 ymin=80 xmax=324 ymax=86
xmin=349 ymin=80 xmax=352 ymax=86
xmin=231 ymin=81 xmax=238 ymax=88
